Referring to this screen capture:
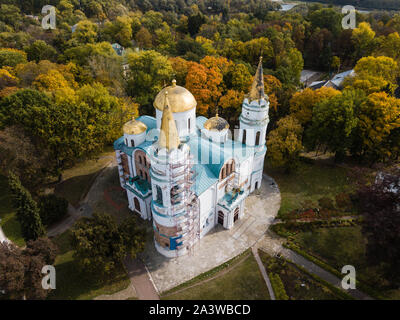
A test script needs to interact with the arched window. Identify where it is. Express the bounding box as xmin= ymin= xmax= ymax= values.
xmin=131 ymin=139 xmax=135 ymax=147
xmin=243 ymin=129 xmax=247 ymax=144
xmin=220 ymin=160 xmax=235 ymax=181
xmin=138 ymin=156 xmax=142 ymax=165
xmin=156 ymin=185 xmax=163 ymax=204
xmin=255 ymin=131 xmax=260 ymax=145
xmin=188 ymin=118 xmax=191 ymax=130
xmin=145 ymin=172 xmax=148 ymax=181
xmin=134 ymin=197 xmax=140 ymax=212
xmin=125 ymin=138 xmax=128 ymax=145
